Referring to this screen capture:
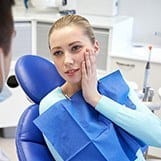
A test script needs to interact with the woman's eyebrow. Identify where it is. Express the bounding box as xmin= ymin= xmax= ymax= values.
xmin=69 ymin=41 xmax=82 ymax=46
xmin=50 ymin=41 xmax=82 ymax=50
xmin=50 ymin=46 xmax=61 ymax=51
